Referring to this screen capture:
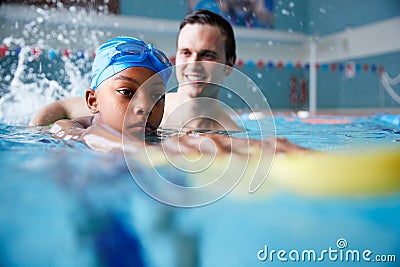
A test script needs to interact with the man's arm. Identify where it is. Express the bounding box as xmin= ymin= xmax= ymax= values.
xmin=163 ymin=133 xmax=309 ymax=156
xmin=29 ymin=97 xmax=90 ymax=126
